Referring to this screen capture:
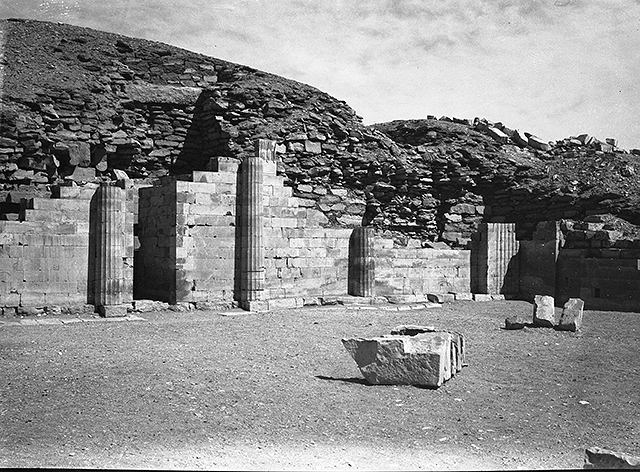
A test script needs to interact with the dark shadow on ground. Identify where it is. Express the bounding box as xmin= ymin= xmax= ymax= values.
xmin=315 ymin=375 xmax=370 ymax=386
